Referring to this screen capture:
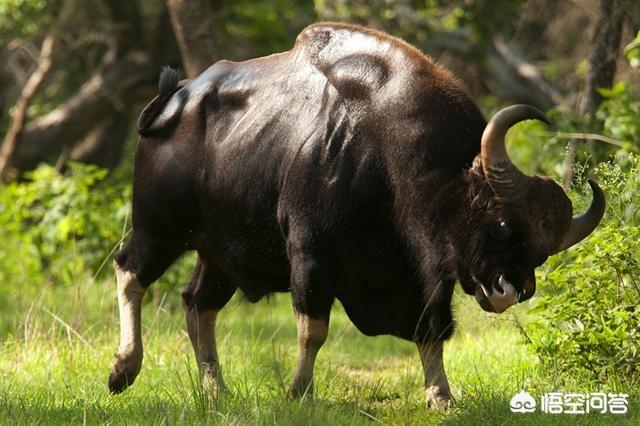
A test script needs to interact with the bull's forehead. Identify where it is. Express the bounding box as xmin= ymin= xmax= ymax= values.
xmin=524 ymin=177 xmax=572 ymax=254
